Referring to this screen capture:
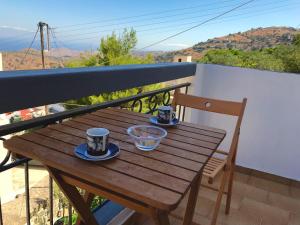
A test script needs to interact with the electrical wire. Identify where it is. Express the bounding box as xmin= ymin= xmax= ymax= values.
xmin=0 ymin=0 xmax=295 ymax=47
xmin=92 ymin=0 xmax=257 ymax=66
xmin=53 ymin=1 xmax=298 ymax=44
xmin=1 ymin=0 xmax=237 ymax=46
xmin=138 ymin=3 xmax=299 ymax=38
xmin=49 ymin=28 xmax=65 ymax=67
xmin=139 ymin=0 xmax=256 ymax=50
xmin=54 ymin=0 xmax=238 ymax=29
xmin=55 ymin=0 xmax=293 ymax=38
xmin=55 ymin=0 xmax=242 ymax=34
xmin=19 ymin=27 xmax=39 ymax=65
